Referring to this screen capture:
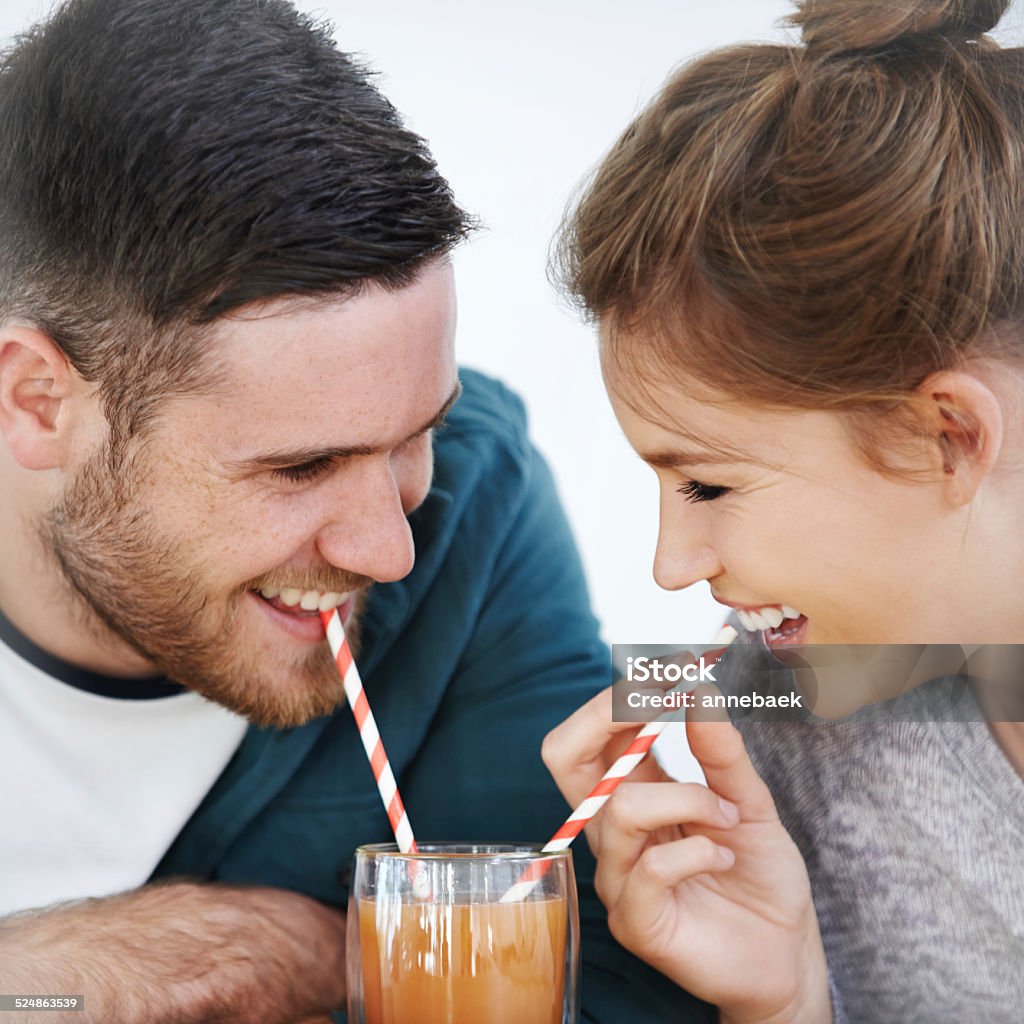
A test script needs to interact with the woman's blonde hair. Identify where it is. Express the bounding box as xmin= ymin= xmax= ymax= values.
xmin=557 ymin=0 xmax=1024 ymax=469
